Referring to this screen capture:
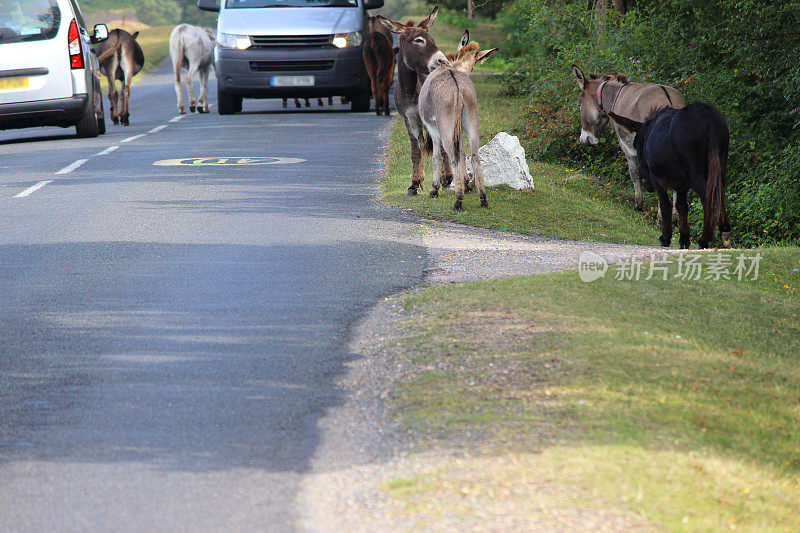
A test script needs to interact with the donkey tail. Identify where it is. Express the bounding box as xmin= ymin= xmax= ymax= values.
xmin=174 ymin=39 xmax=185 ymax=82
xmin=706 ymin=143 xmax=725 ymax=224
xmin=96 ymin=36 xmax=122 ymax=64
